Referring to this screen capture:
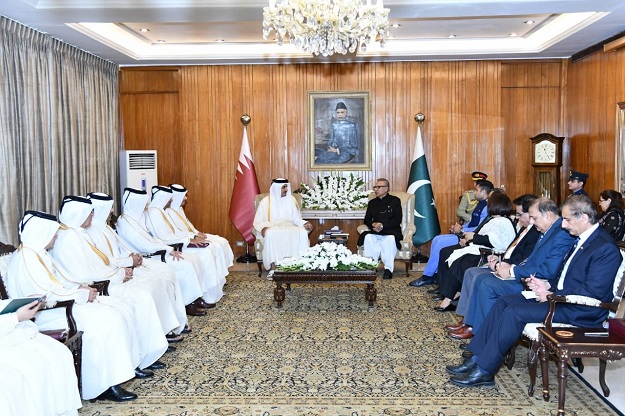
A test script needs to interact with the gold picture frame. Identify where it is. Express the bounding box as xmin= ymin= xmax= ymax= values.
xmin=308 ymin=91 xmax=371 ymax=170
